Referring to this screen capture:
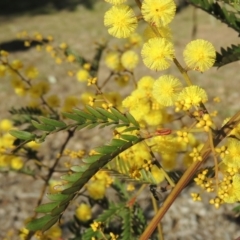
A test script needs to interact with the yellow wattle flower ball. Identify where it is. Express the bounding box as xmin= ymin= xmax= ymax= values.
xmin=75 ymin=203 xmax=92 ymax=222
xmin=62 ymin=96 xmax=79 ymax=112
xmin=152 ymin=75 xmax=182 ymax=106
xmin=121 ymin=50 xmax=139 ymax=70
xmin=29 ymin=82 xmax=50 ymax=98
xmin=141 ymin=0 xmax=176 ymax=27
xmin=151 ymin=165 xmax=165 ymax=183
xmin=144 ymin=110 xmax=163 ymax=126
xmin=45 ymin=225 xmax=62 ymax=239
xmin=11 ymin=59 xmax=23 ymax=70
xmin=104 ymin=5 xmax=138 ymax=38
xmin=183 ymin=39 xmax=216 ymax=72
xmin=176 ymin=85 xmax=208 ymax=111
xmin=87 ymin=181 xmax=106 ymax=200
xmin=141 ymin=37 xmax=174 ymax=71
xmin=0 ymin=119 xmax=13 ymax=132
xmin=104 ymin=51 xmax=122 ymax=71
xmin=25 ymin=66 xmax=39 ymax=80
xmin=46 ymin=94 xmax=61 ymax=108
xmin=76 ymin=69 xmax=90 ymax=82
xmin=10 ymin=156 xmax=24 ymax=170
